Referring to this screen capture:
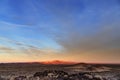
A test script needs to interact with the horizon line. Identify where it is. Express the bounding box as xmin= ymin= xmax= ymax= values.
xmin=0 ymin=60 xmax=120 ymax=65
